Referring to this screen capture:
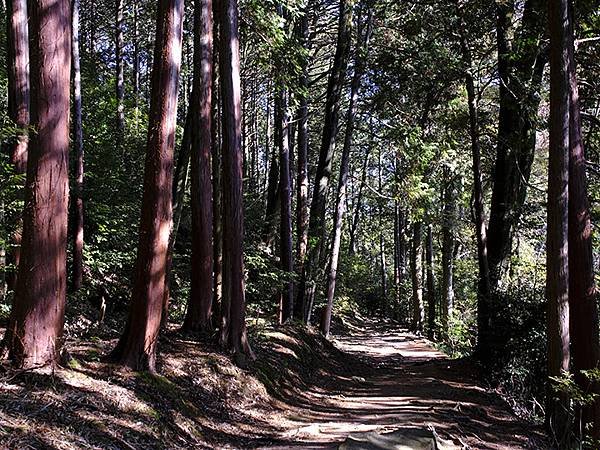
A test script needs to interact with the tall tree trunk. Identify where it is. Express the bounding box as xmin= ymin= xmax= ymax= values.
xmin=72 ymin=0 xmax=85 ymax=292
xmin=218 ymin=0 xmax=253 ymax=360
xmin=133 ymin=1 xmax=141 ymax=125
xmin=566 ymin=2 xmax=600 ymax=439
xmin=321 ymin=4 xmax=373 ymax=337
xmin=3 ymin=0 xmax=71 ymax=368
xmin=184 ymin=0 xmax=214 ymax=333
xmin=441 ymin=171 xmax=455 ymax=333
xmin=457 ymin=10 xmax=492 ymax=360
xmin=425 ymin=224 xmax=435 ymax=339
xmin=295 ymin=5 xmax=310 ymax=302
xmin=5 ymin=0 xmax=30 ymax=292
xmin=115 ymin=0 xmax=125 ymax=136
xmin=277 ymin=86 xmax=294 ymax=323
xmin=212 ymin=13 xmax=223 ymax=327
xmin=411 ymin=222 xmax=424 ymax=333
xmin=109 ymin=0 xmax=184 ymax=372
xmin=487 ymin=0 xmax=546 ymax=286
xmin=545 ymin=0 xmax=571 ymax=441
xmin=298 ymin=0 xmax=353 ymax=323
